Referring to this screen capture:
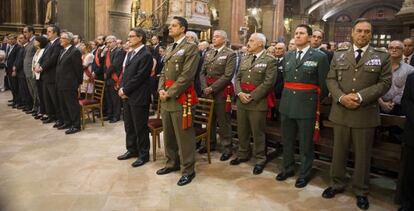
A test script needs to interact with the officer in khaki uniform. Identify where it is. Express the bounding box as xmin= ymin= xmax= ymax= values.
xmin=230 ymin=33 xmax=277 ymax=175
xmin=199 ymin=30 xmax=236 ymax=161
xmin=157 ymin=17 xmax=200 ymax=186
xmin=323 ymin=18 xmax=392 ymax=210
xmin=276 ymin=24 xmax=329 ymax=188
